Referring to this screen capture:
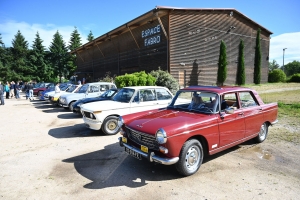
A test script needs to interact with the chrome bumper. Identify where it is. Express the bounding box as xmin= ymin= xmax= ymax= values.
xmin=118 ymin=137 xmax=179 ymax=165
xmin=271 ymin=119 xmax=278 ymax=125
